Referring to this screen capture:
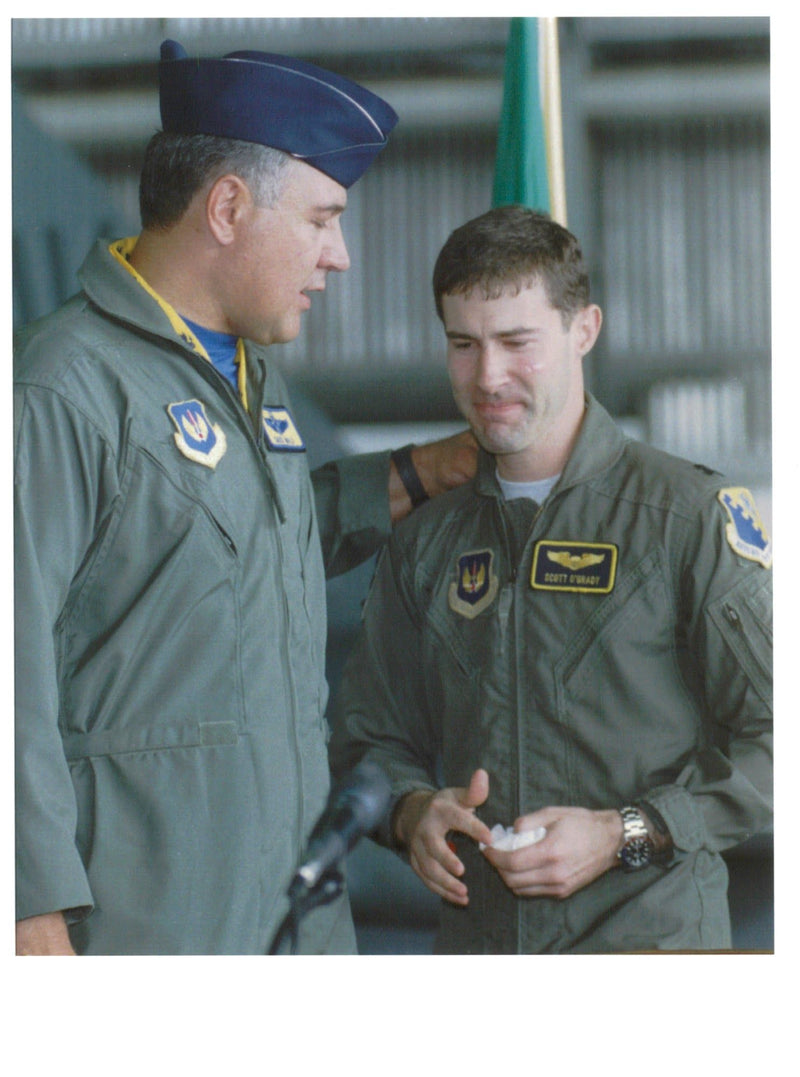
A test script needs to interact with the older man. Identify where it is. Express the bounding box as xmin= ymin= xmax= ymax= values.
xmin=14 ymin=41 xmax=474 ymax=955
